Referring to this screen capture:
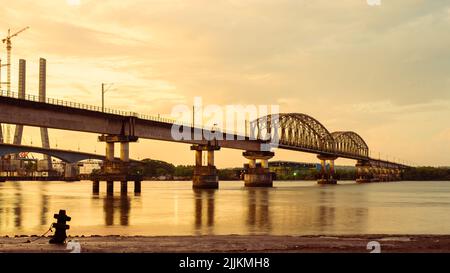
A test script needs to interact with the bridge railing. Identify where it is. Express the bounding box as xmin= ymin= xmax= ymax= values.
xmin=0 ymin=89 xmax=191 ymax=123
